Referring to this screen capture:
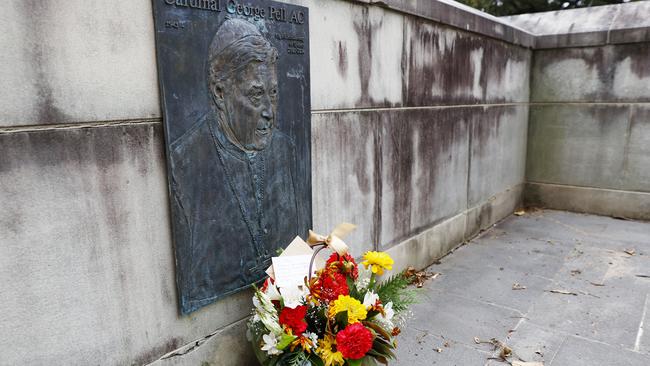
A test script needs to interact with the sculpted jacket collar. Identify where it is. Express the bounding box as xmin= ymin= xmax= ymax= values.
xmin=208 ymin=111 xmax=256 ymax=162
